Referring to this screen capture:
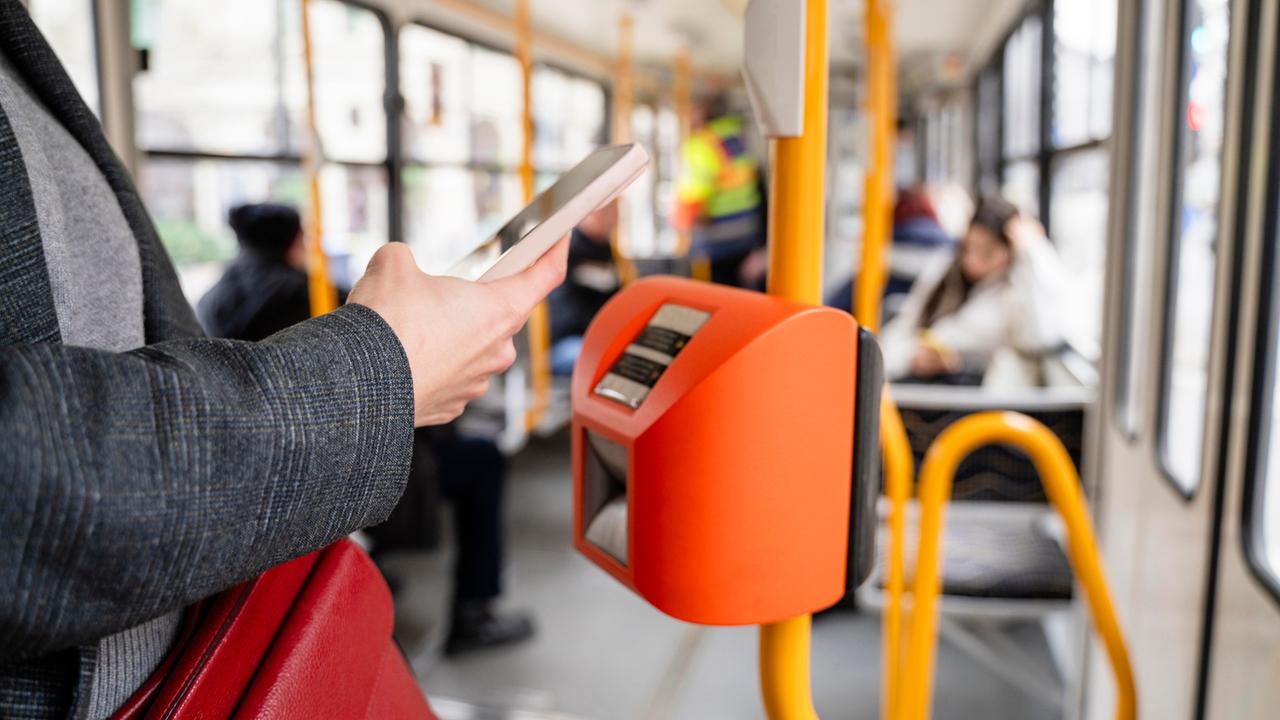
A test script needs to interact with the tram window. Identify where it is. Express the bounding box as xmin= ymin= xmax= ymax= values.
xmin=1158 ymin=0 xmax=1230 ymax=495
xmin=1050 ymin=148 xmax=1109 ymax=349
xmin=27 ymin=0 xmax=99 ymax=116
xmin=399 ymin=23 xmax=607 ymax=273
xmin=1002 ymin=14 xmax=1042 ymax=160
xmin=135 ymin=0 xmax=391 ymax=301
xmin=533 ymin=66 xmax=607 ymax=171
xmin=308 ymin=2 xmax=387 ymax=163
xmin=1052 ymin=0 xmax=1116 ymax=147
xmin=136 ymin=0 xmax=302 ymax=156
xmin=1002 ymin=159 xmax=1040 ymax=217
